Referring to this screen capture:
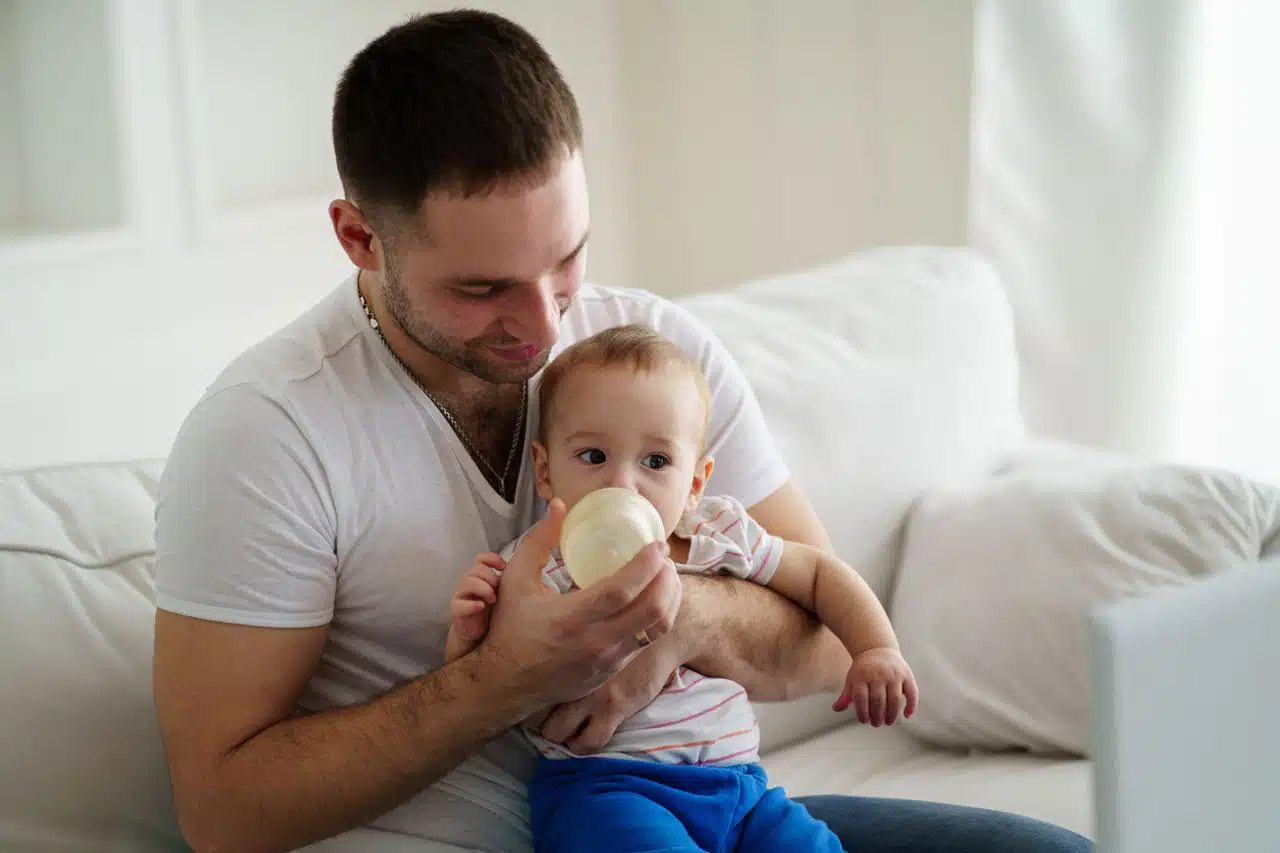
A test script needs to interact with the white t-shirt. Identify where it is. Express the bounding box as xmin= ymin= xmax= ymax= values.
xmin=512 ymin=494 xmax=784 ymax=767
xmin=153 ymin=273 xmax=789 ymax=853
